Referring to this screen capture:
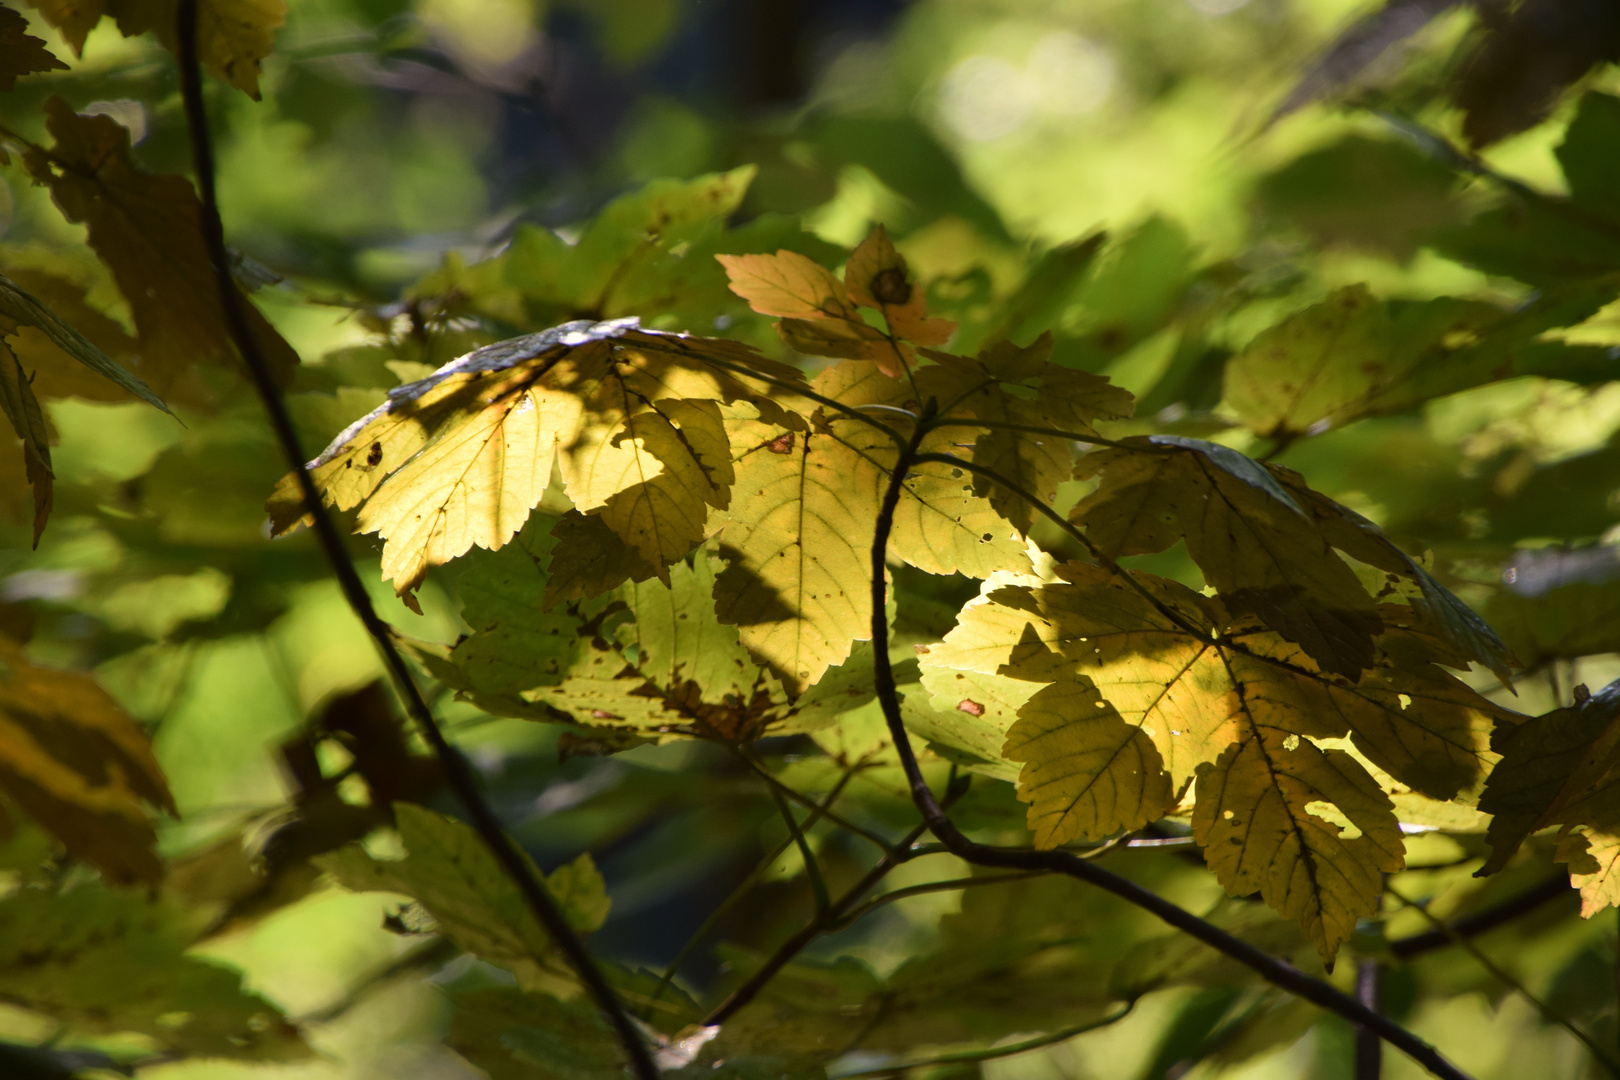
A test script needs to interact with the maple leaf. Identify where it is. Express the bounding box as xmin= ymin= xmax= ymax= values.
xmin=925 ymin=562 xmax=1510 ymax=960
xmin=711 ymin=361 xmax=1028 ymax=693
xmin=918 ymin=332 xmax=1135 ymax=534
xmin=1072 ymin=435 xmax=1383 ymax=679
xmin=0 ymin=639 xmax=176 ymax=884
xmin=0 ymin=6 xmax=67 ymax=89
xmin=719 ymin=225 xmax=957 ymax=377
xmin=1476 ymin=679 xmax=1620 ymax=916
xmin=270 ymin=319 xmax=795 ymax=602
xmin=24 ymin=0 xmax=286 ymax=97
xmin=24 ymin=100 xmax=299 ymax=403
